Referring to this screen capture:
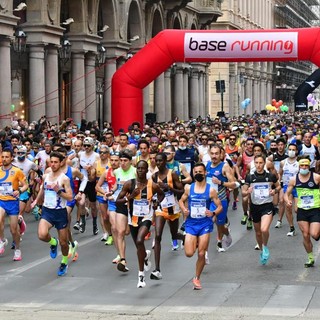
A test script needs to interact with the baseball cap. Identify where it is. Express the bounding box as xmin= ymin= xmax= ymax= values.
xmin=83 ymin=137 xmax=94 ymax=145
xmin=17 ymin=145 xmax=27 ymax=153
